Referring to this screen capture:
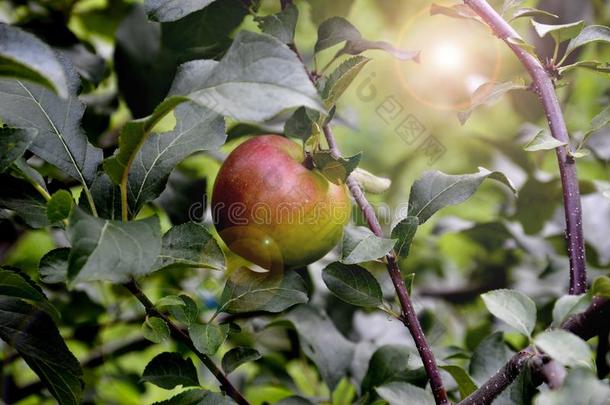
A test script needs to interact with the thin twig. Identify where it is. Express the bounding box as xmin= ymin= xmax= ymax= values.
xmin=462 ymin=0 xmax=586 ymax=295
xmin=123 ymin=280 xmax=249 ymax=405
